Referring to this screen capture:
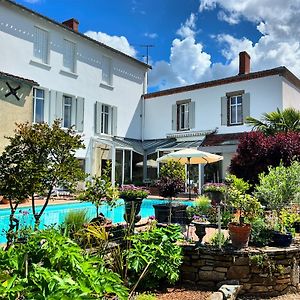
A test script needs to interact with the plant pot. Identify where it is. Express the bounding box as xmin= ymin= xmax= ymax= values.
xmin=228 ymin=222 xmax=251 ymax=248
xmin=272 ymin=231 xmax=293 ymax=247
xmin=153 ymin=203 xmax=188 ymax=225
xmin=192 ymin=221 xmax=208 ymax=244
xmin=293 ymin=221 xmax=300 ymax=233
xmin=123 ymin=198 xmax=143 ymax=224
xmin=204 ymin=191 xmax=224 ymax=206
